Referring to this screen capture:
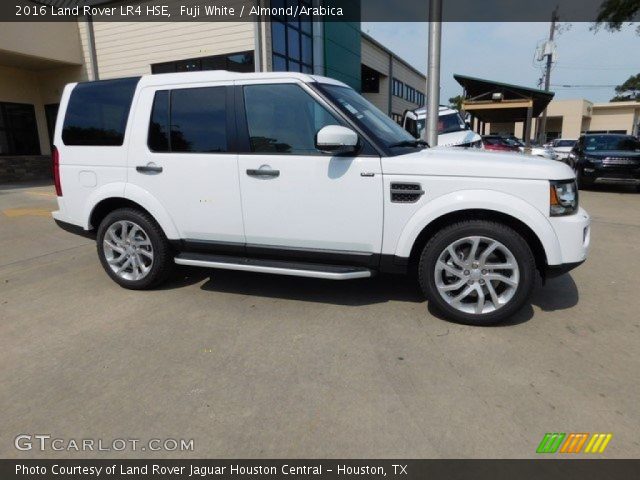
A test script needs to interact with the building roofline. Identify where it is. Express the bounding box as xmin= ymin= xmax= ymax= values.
xmin=593 ymin=101 xmax=640 ymax=108
xmin=360 ymin=31 xmax=426 ymax=80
